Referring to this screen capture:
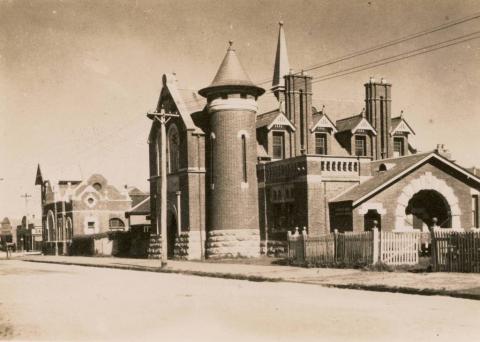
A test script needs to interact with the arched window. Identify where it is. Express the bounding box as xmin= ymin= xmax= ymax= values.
xmin=241 ymin=134 xmax=247 ymax=183
xmin=156 ymin=131 xmax=161 ymax=176
xmin=168 ymin=124 xmax=180 ymax=173
xmin=66 ymin=217 xmax=73 ymax=240
xmin=210 ymin=132 xmax=216 ymax=187
xmin=47 ymin=210 xmax=55 ymax=242
xmin=109 ymin=218 xmax=125 ymax=230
